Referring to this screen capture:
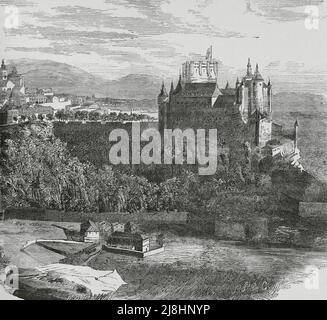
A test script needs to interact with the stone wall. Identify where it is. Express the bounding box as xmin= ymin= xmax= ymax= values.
xmin=53 ymin=121 xmax=158 ymax=167
xmin=214 ymin=217 xmax=269 ymax=242
xmin=3 ymin=207 xmax=189 ymax=224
